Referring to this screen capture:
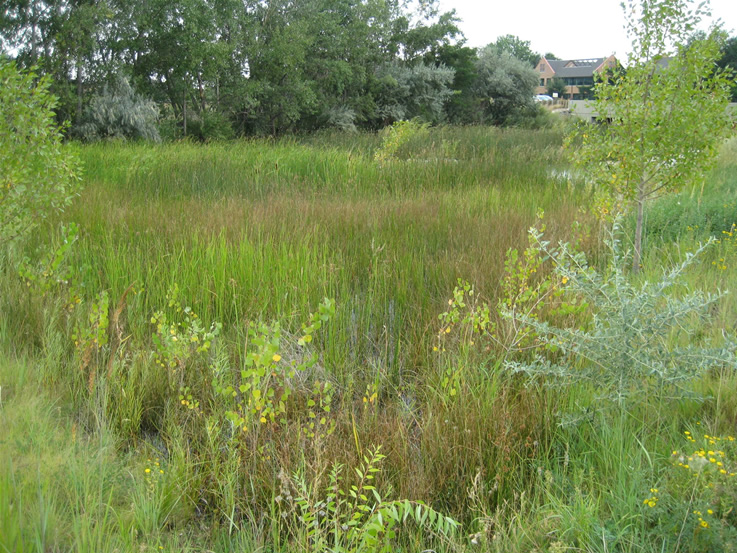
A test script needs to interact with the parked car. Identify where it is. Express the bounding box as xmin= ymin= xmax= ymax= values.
xmin=534 ymin=94 xmax=554 ymax=102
